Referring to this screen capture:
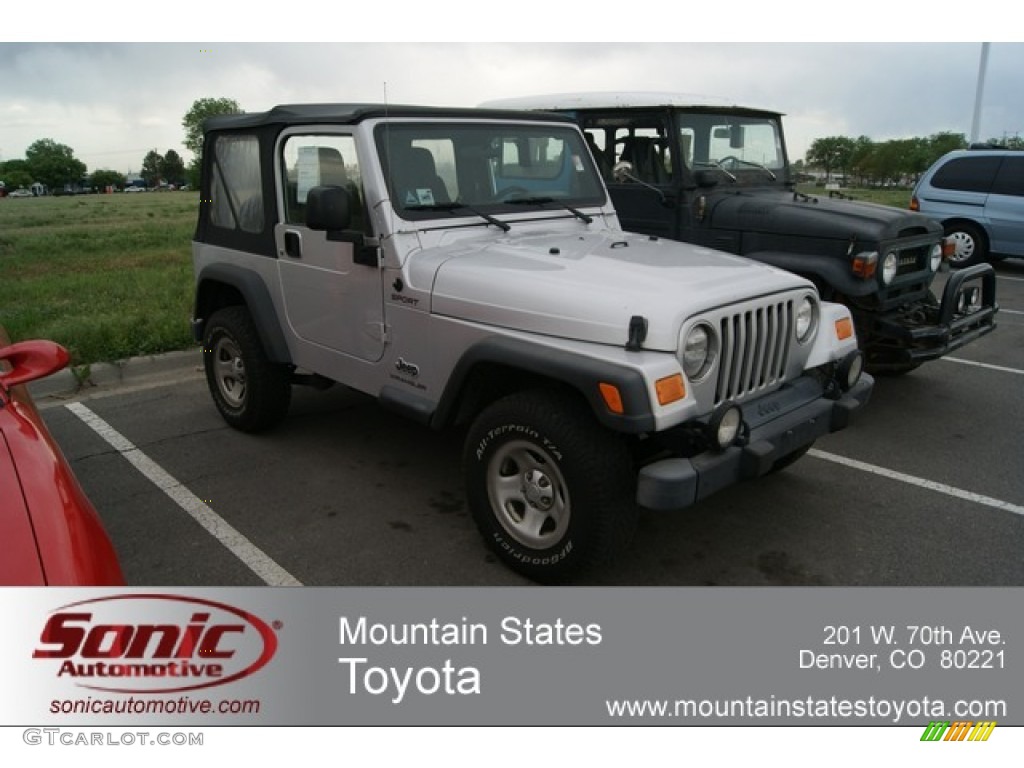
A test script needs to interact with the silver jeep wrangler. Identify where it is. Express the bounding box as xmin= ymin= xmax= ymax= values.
xmin=192 ymin=103 xmax=873 ymax=582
